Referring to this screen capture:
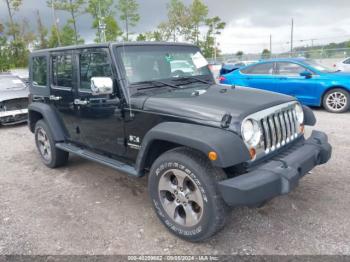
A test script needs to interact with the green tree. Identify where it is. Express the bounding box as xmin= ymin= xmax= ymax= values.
xmin=51 ymin=0 xmax=85 ymax=44
xmin=117 ymin=0 xmax=140 ymax=41
xmin=48 ymin=23 xmax=84 ymax=47
xmin=4 ymin=0 xmax=22 ymax=41
xmin=201 ymin=16 xmax=226 ymax=58
xmin=136 ymin=33 xmax=146 ymax=41
xmin=164 ymin=0 xmax=188 ymax=42
xmin=188 ymin=0 xmax=208 ymax=44
xmin=236 ymin=51 xmax=243 ymax=60
xmin=36 ymin=10 xmax=49 ymax=49
xmin=48 ymin=25 xmax=60 ymax=47
xmin=86 ymin=0 xmax=122 ymax=42
xmin=0 ymin=36 xmax=11 ymax=72
xmin=261 ymin=49 xmax=271 ymax=59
